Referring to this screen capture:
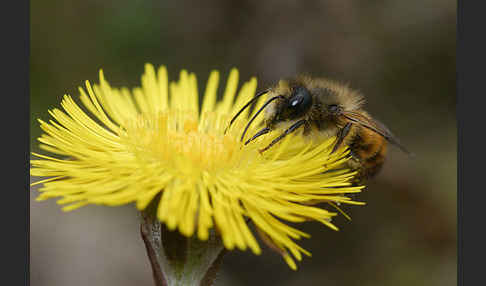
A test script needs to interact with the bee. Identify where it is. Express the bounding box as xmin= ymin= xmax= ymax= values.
xmin=226 ymin=75 xmax=411 ymax=181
